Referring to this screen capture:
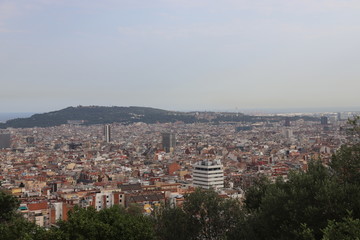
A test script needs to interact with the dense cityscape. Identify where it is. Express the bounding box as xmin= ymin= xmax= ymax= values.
xmin=0 ymin=110 xmax=355 ymax=229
